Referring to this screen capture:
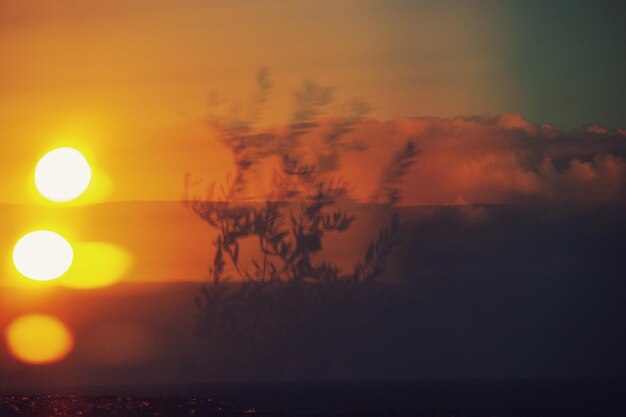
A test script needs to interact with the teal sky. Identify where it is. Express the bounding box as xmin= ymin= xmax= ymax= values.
xmin=506 ymin=0 xmax=625 ymax=129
